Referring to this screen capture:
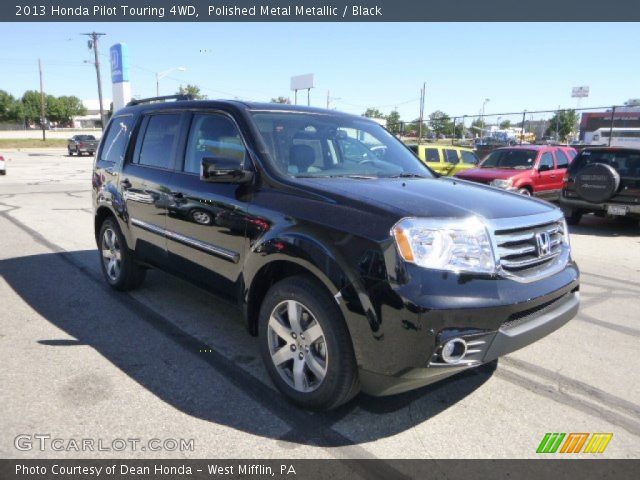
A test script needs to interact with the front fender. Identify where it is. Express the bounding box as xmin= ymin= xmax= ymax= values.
xmin=242 ymin=226 xmax=379 ymax=369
